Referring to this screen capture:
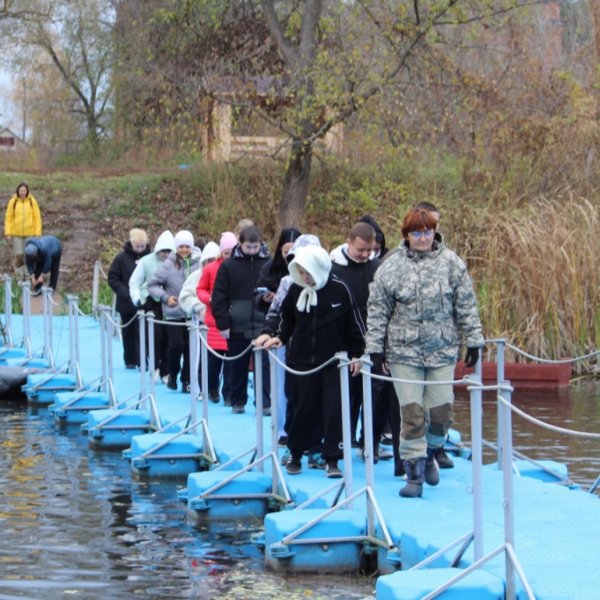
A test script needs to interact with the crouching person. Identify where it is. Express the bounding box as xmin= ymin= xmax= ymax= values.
xmin=259 ymin=245 xmax=364 ymax=479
